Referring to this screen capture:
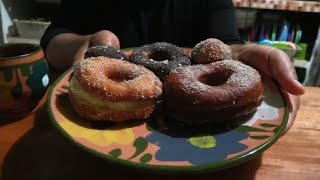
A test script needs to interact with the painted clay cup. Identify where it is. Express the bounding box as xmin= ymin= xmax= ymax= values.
xmin=0 ymin=43 xmax=49 ymax=120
